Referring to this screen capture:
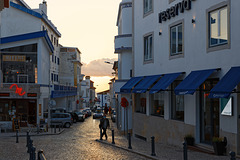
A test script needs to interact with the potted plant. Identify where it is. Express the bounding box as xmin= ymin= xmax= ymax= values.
xmin=184 ymin=134 xmax=195 ymax=146
xmin=212 ymin=137 xmax=227 ymax=155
